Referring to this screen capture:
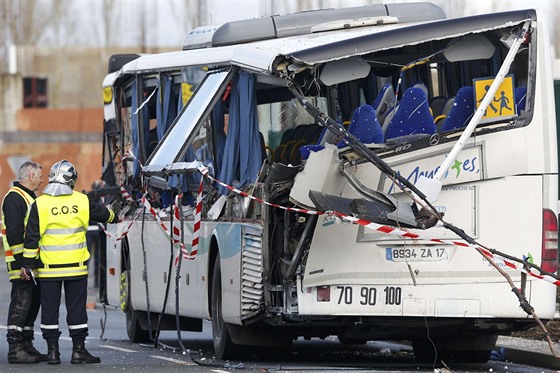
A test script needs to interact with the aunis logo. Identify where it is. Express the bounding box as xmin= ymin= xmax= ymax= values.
xmin=387 ymin=155 xmax=480 ymax=194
